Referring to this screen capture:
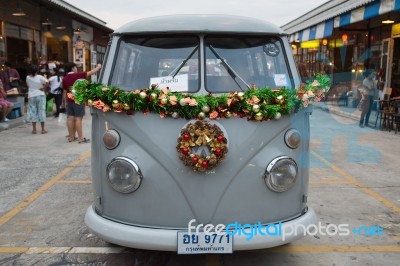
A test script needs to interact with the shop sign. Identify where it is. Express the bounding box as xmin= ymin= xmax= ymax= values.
xmin=391 ymin=23 xmax=400 ymax=38
xmin=300 ymin=40 xmax=320 ymax=49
